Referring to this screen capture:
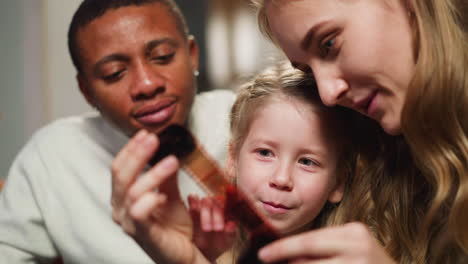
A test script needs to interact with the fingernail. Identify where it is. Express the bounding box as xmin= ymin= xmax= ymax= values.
xmin=258 ymin=248 xmax=269 ymax=261
xmin=135 ymin=130 xmax=147 ymax=141
xmin=143 ymin=133 xmax=157 ymax=147
xmin=160 ymin=155 xmax=177 ymax=168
